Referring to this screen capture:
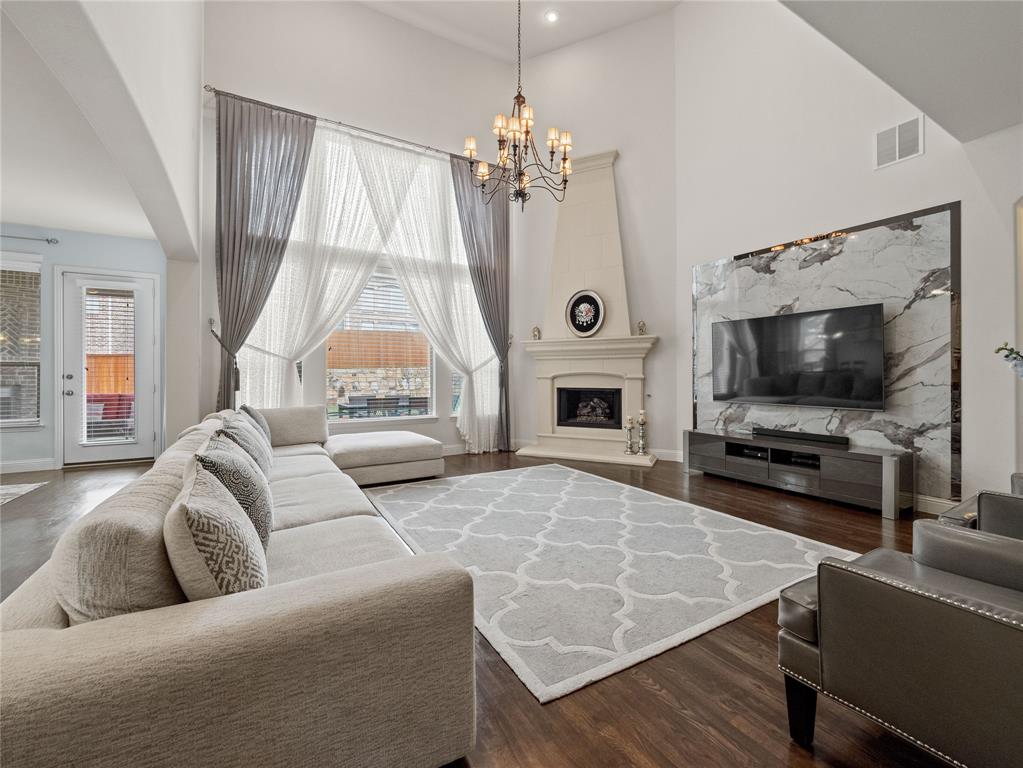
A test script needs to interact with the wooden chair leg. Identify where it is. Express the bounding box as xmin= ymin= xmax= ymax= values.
xmin=785 ymin=674 xmax=818 ymax=748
